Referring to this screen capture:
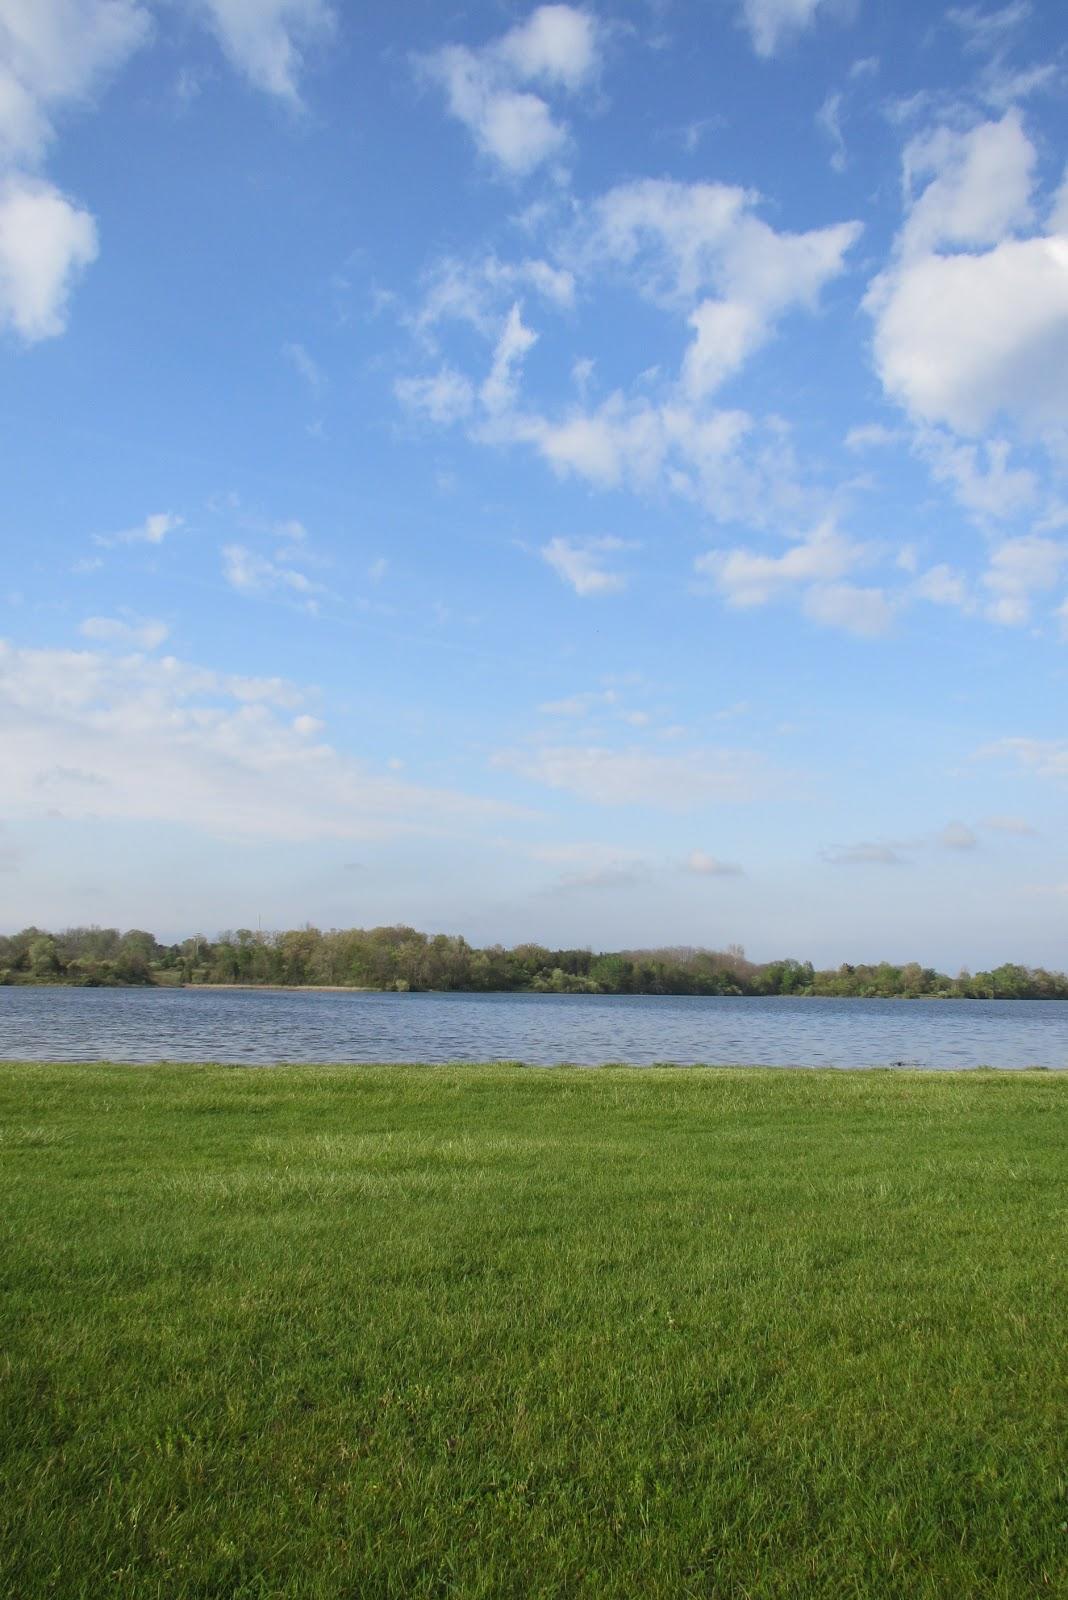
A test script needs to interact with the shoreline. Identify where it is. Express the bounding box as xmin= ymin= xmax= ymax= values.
xmin=183 ymin=982 xmax=378 ymax=993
